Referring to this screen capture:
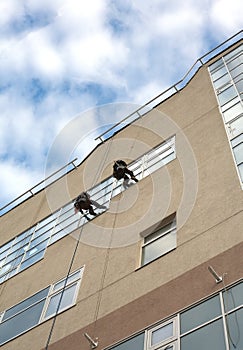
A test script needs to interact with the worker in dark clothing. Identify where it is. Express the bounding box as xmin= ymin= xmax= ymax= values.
xmin=74 ymin=192 xmax=107 ymax=220
xmin=113 ymin=160 xmax=138 ymax=188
